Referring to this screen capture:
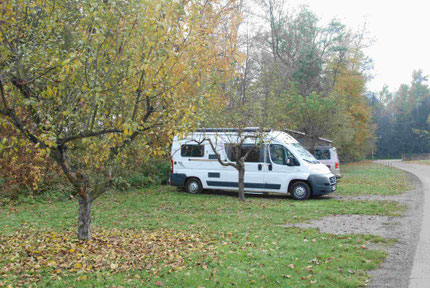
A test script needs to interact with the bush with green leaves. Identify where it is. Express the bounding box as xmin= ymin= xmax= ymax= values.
xmin=113 ymin=159 xmax=171 ymax=190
